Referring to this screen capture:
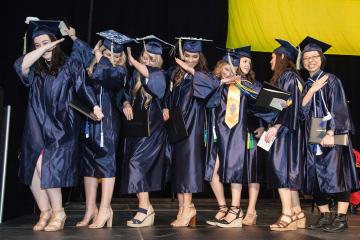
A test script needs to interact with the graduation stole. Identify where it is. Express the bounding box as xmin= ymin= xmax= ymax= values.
xmin=225 ymin=83 xmax=241 ymax=128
